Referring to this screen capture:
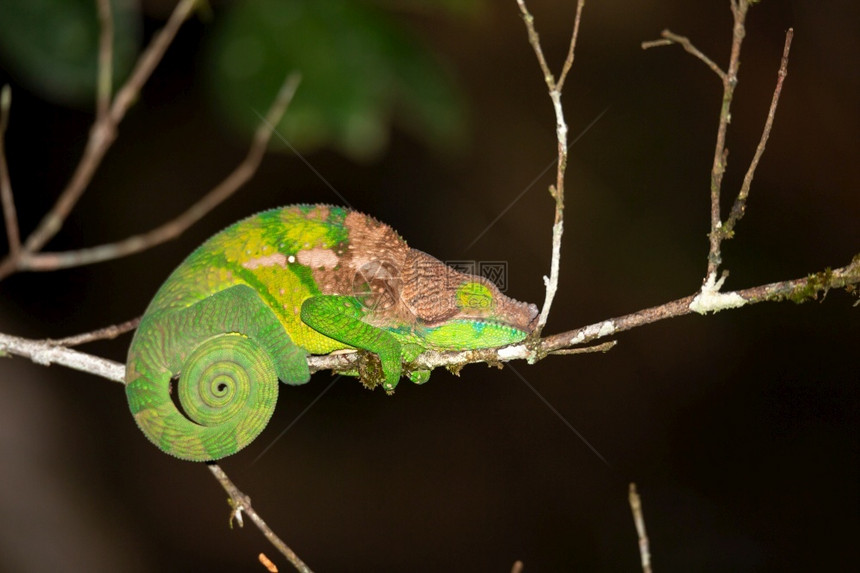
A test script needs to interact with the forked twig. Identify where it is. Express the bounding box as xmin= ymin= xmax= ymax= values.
xmin=642 ymin=31 xmax=727 ymax=79
xmin=0 ymin=0 xmax=201 ymax=281
xmin=47 ymin=317 xmax=141 ymax=347
xmin=515 ymin=0 xmax=586 ymax=333
xmin=21 ymin=72 xmax=302 ymax=271
xmin=641 ymin=0 xmax=793 ymax=287
xmin=724 ymin=28 xmax=794 ymax=234
xmin=21 ymin=0 xmax=200 ymax=255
